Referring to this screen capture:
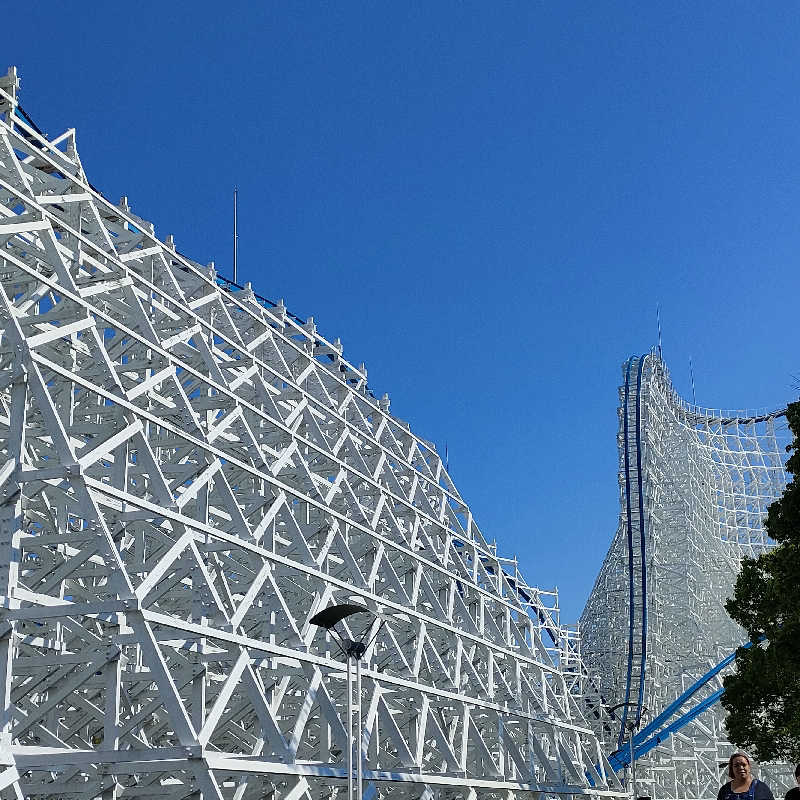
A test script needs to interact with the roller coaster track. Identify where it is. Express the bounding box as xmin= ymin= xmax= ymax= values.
xmin=580 ymin=351 xmax=790 ymax=799
xmin=617 ymin=354 xmax=649 ymax=748
xmin=607 ymin=644 xmax=748 ymax=770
